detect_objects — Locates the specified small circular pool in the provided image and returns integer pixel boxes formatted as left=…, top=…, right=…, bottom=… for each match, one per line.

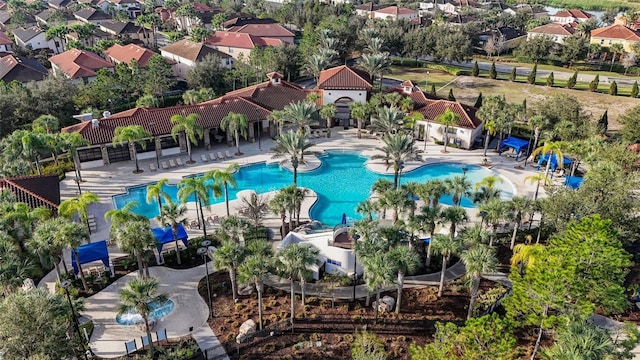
left=116, top=299, right=175, bottom=325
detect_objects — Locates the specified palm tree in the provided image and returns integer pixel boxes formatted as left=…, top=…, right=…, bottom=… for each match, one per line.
left=381, top=188, right=412, bottom=223
left=271, top=130, right=315, bottom=185
left=371, top=132, right=421, bottom=189
left=283, top=101, right=320, bottom=135
left=461, top=245, right=497, bottom=319
left=146, top=179, right=171, bottom=215
left=415, top=204, right=441, bottom=266
left=363, top=252, right=395, bottom=323
left=304, top=53, right=331, bottom=84
left=419, top=179, right=447, bottom=208
left=113, top=220, right=156, bottom=278
left=356, top=199, right=377, bottom=222
left=440, top=206, right=468, bottom=243
left=57, top=220, right=91, bottom=291
left=435, top=108, right=460, bottom=153
left=29, top=218, right=67, bottom=280
left=319, top=103, right=336, bottom=137
left=269, top=191, right=290, bottom=235
left=511, top=243, right=545, bottom=275
left=389, top=245, right=420, bottom=313
left=269, top=110, right=287, bottom=137
left=58, top=192, right=99, bottom=237
left=541, top=320, right=614, bottom=360
left=177, top=177, right=217, bottom=239
left=472, top=186, right=502, bottom=205
left=204, top=163, right=239, bottom=216
left=59, top=131, right=90, bottom=181
left=445, top=175, right=472, bottom=206
left=238, top=253, right=272, bottom=330
left=531, top=141, right=564, bottom=179
left=358, top=52, right=390, bottom=86
left=239, top=192, right=270, bottom=227
left=221, top=112, right=248, bottom=155
left=609, top=43, right=624, bottom=71
left=214, top=240, right=245, bottom=301
left=431, top=233, right=461, bottom=297
left=478, top=198, right=507, bottom=246
left=524, top=173, right=550, bottom=201
left=350, top=102, right=368, bottom=139
left=113, top=125, right=151, bottom=173
left=104, top=201, right=147, bottom=239
left=45, top=25, right=69, bottom=53
left=528, top=115, right=548, bottom=157
left=157, top=203, right=187, bottom=265
left=278, top=243, right=319, bottom=321
left=118, top=278, right=167, bottom=357
left=506, top=196, right=532, bottom=250
left=371, top=106, right=405, bottom=134
left=170, top=113, right=203, bottom=164
left=458, top=224, right=490, bottom=247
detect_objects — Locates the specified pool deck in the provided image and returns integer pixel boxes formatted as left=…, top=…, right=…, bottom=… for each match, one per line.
left=43, top=127, right=547, bottom=358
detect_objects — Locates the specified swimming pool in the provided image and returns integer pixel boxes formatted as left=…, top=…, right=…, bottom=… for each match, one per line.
left=112, top=152, right=514, bottom=225
left=116, top=299, right=175, bottom=325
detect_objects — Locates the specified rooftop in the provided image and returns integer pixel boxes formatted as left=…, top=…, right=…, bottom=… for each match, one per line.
left=103, top=43, right=156, bottom=66
left=591, top=24, right=640, bottom=41
left=160, top=39, right=231, bottom=61
left=528, top=22, right=577, bottom=36
left=317, top=65, right=372, bottom=90
left=49, top=49, right=114, bottom=78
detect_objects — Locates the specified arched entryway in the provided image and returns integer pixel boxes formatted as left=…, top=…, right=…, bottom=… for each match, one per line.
left=334, top=97, right=353, bottom=128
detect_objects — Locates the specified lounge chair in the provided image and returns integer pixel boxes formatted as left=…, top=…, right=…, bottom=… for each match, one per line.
left=141, top=335, right=150, bottom=348
left=156, top=329, right=167, bottom=344
left=225, top=150, right=235, bottom=158
left=161, top=161, right=169, bottom=170
left=176, top=158, right=184, bottom=166
left=169, top=159, right=177, bottom=168
left=209, top=153, right=217, bottom=161
left=217, top=152, right=225, bottom=160
left=149, top=163, right=157, bottom=172
left=201, top=154, right=208, bottom=162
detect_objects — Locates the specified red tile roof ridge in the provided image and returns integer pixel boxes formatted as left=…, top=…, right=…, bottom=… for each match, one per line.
left=591, top=24, right=640, bottom=40
left=317, top=65, right=372, bottom=89
left=0, top=178, right=59, bottom=209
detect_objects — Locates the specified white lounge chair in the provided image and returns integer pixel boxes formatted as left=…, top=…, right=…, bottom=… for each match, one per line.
left=161, top=161, right=169, bottom=170
left=201, top=154, right=208, bottom=162
left=217, top=152, right=225, bottom=160
left=169, top=159, right=177, bottom=168
left=176, top=158, right=184, bottom=166
left=225, top=150, right=235, bottom=158
left=209, top=153, right=217, bottom=161
left=149, top=163, right=157, bottom=171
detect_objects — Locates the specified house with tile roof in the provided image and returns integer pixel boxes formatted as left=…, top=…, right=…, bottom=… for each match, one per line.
left=172, top=2, right=224, bottom=31
left=35, top=9, right=75, bottom=27
left=527, top=23, right=576, bottom=44
left=355, top=2, right=385, bottom=17
left=0, top=54, right=48, bottom=82
left=49, top=49, right=115, bottom=83
left=0, top=175, right=60, bottom=211
left=227, top=23, right=294, bottom=44
left=0, top=12, right=36, bottom=31
left=103, top=43, right=156, bottom=67
left=590, top=24, right=640, bottom=52
left=204, top=31, right=284, bottom=59
left=550, top=9, right=593, bottom=24
left=74, top=7, right=112, bottom=25
left=372, top=6, right=419, bottom=21
left=47, top=0, right=74, bottom=10
left=102, top=0, right=142, bottom=18
left=0, top=31, right=12, bottom=53
left=477, top=26, right=527, bottom=53
left=13, top=26, right=59, bottom=54
left=223, top=15, right=278, bottom=29
left=317, top=65, right=372, bottom=124
left=159, top=39, right=232, bottom=79
left=99, top=20, right=153, bottom=46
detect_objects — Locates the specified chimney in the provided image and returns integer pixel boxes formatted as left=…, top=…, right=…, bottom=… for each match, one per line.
left=91, top=119, right=99, bottom=128
left=102, top=111, right=111, bottom=118
left=266, top=71, right=283, bottom=85
left=401, top=80, right=414, bottom=94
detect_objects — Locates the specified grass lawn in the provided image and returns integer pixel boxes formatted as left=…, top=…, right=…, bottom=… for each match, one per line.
left=389, top=67, right=639, bottom=129
left=483, top=57, right=631, bottom=78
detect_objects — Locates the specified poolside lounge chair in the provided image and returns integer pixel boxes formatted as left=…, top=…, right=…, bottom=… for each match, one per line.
left=125, top=340, right=137, bottom=354
left=156, top=329, right=167, bottom=345
left=169, top=159, right=177, bottom=168
left=217, top=152, right=225, bottom=160
left=225, top=150, right=235, bottom=158
left=201, top=154, right=208, bottom=162
left=149, top=163, right=157, bottom=172
left=141, top=335, right=150, bottom=348
left=161, top=161, right=169, bottom=170
left=176, top=158, right=184, bottom=166
left=209, top=153, right=217, bottom=161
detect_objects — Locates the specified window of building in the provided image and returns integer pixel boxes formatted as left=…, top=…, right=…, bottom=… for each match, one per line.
left=228, top=47, right=233, bottom=53
left=106, top=144, right=131, bottom=163
left=77, top=147, right=103, bottom=162
left=134, top=139, right=155, bottom=153
left=160, top=136, right=178, bottom=149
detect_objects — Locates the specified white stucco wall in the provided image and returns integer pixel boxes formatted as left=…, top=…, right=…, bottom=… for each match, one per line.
left=418, top=121, right=482, bottom=150
left=321, top=89, right=367, bottom=105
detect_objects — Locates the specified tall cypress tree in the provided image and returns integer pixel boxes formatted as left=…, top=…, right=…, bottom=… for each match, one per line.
left=631, top=81, right=639, bottom=98
left=609, top=81, right=618, bottom=96
left=597, top=110, right=608, bottom=135
left=448, top=89, right=456, bottom=101
left=566, top=70, right=577, bottom=89
left=546, top=72, right=554, bottom=87
left=589, top=74, right=599, bottom=92
left=509, top=67, right=517, bottom=82
left=474, top=92, right=483, bottom=108
left=429, top=83, right=436, bottom=96
left=527, top=64, right=537, bottom=84
left=489, top=62, right=497, bottom=79
left=471, top=61, right=479, bottom=77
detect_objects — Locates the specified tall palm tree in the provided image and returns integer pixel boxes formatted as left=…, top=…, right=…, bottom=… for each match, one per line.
left=511, top=243, right=545, bottom=275
left=371, top=106, right=405, bottom=134
left=271, top=130, right=315, bottom=185
left=458, top=224, right=490, bottom=247
left=57, top=220, right=91, bottom=291
left=528, top=115, right=548, bottom=157
left=118, top=278, right=167, bottom=357
left=283, top=101, right=320, bottom=135
left=319, top=103, right=336, bottom=137
left=58, top=192, right=99, bottom=237
left=445, top=175, right=472, bottom=206
left=269, top=191, right=290, bottom=235
left=157, top=203, right=187, bottom=265
left=113, top=220, right=156, bottom=278
left=239, top=192, right=270, bottom=227
left=238, top=253, right=272, bottom=330
left=177, top=177, right=217, bottom=239
left=381, top=188, right=412, bottom=223
left=609, top=43, right=624, bottom=71
left=473, top=175, right=503, bottom=192
left=146, top=179, right=171, bottom=215
left=113, top=125, right=151, bottom=173
left=304, top=53, right=331, bottom=84
left=478, top=197, right=507, bottom=246
left=507, top=196, right=532, bottom=250
left=269, top=110, right=287, bottom=137
left=59, top=131, right=90, bottom=181
left=389, top=245, right=420, bottom=313
left=170, top=113, right=203, bottom=164
left=204, top=163, right=239, bottom=216
left=214, top=240, right=245, bottom=301
left=461, top=245, right=497, bottom=319
left=104, top=201, right=147, bottom=240
left=278, top=243, right=319, bottom=321
left=431, top=233, right=461, bottom=297
left=472, top=186, right=502, bottom=205
left=440, top=206, right=468, bottom=243
left=414, top=204, right=441, bottom=267
left=363, top=252, right=395, bottom=323
left=350, top=102, right=368, bottom=139
left=531, top=141, right=564, bottom=179
left=371, top=132, right=421, bottom=189
left=358, top=52, right=391, bottom=86
left=435, top=108, right=460, bottom=153
left=356, top=199, right=377, bottom=222
left=524, top=173, right=550, bottom=201
left=419, top=179, right=447, bottom=208
left=221, top=112, right=248, bottom=155
left=29, top=218, right=67, bottom=280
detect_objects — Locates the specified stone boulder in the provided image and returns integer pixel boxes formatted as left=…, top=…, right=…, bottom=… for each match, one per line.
left=373, top=296, right=396, bottom=313
left=238, top=285, right=255, bottom=296
left=239, top=319, right=256, bottom=337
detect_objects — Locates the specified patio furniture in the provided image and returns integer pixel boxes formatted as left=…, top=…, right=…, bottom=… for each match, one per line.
left=225, top=150, right=235, bottom=158
left=217, top=152, right=225, bottom=160
left=141, top=335, right=150, bottom=348
left=176, top=158, right=184, bottom=166
left=201, top=154, right=208, bottom=162
left=149, top=163, right=157, bottom=171
left=169, top=160, right=177, bottom=168
left=125, top=340, right=137, bottom=355
left=161, top=161, right=169, bottom=170
left=156, top=329, right=167, bottom=344
left=209, top=153, right=217, bottom=161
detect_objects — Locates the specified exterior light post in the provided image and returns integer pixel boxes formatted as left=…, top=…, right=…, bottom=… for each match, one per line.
left=352, top=234, right=360, bottom=302
left=60, top=280, right=88, bottom=360
left=479, top=210, right=488, bottom=228
left=74, top=177, right=82, bottom=195
left=197, top=240, right=213, bottom=319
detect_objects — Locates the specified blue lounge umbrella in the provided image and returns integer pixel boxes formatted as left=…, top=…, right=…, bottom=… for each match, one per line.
left=341, top=213, right=347, bottom=225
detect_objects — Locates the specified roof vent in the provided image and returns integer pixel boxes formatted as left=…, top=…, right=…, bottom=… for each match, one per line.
left=91, top=119, right=99, bottom=128
left=102, top=111, right=111, bottom=118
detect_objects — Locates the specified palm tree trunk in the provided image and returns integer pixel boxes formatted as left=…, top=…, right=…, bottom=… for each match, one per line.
left=235, top=131, right=241, bottom=155
left=443, top=131, right=449, bottom=152
left=544, top=152, right=552, bottom=179
left=136, top=253, right=144, bottom=278
left=197, top=197, right=207, bottom=239
left=438, top=253, right=448, bottom=297
left=230, top=268, right=238, bottom=301
left=510, top=221, right=520, bottom=250
left=60, top=255, right=69, bottom=274
left=395, top=272, right=404, bottom=313
left=483, top=133, right=490, bottom=157
left=187, top=136, right=193, bottom=163
left=34, top=154, right=42, bottom=175
left=393, top=169, right=399, bottom=189
left=74, top=250, right=89, bottom=291
left=224, top=184, right=230, bottom=216
left=290, top=279, right=295, bottom=326
left=374, top=289, right=380, bottom=323
left=131, top=144, right=140, bottom=173
left=365, top=281, right=371, bottom=307
left=300, top=278, right=306, bottom=306
left=293, top=166, right=298, bottom=185
left=534, top=181, right=540, bottom=201
left=53, top=256, right=62, bottom=281
left=256, top=282, right=264, bottom=330
left=73, top=151, right=83, bottom=182
left=144, top=315, right=155, bottom=356
left=467, top=277, right=480, bottom=319
left=173, top=231, right=182, bottom=265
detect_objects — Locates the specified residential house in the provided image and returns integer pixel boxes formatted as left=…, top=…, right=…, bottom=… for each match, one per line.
left=550, top=9, right=593, bottom=24
left=104, top=43, right=156, bottom=66
left=614, top=14, right=640, bottom=31
left=160, top=39, right=232, bottom=78
left=527, top=23, right=576, bottom=44
left=513, top=4, right=548, bottom=19
left=49, top=48, right=115, bottom=83
left=173, top=2, right=224, bottom=31
left=0, top=11, right=36, bottom=31
left=226, top=23, right=294, bottom=44
left=0, top=54, right=48, bottom=82
left=99, top=21, right=153, bottom=46
left=77, top=0, right=110, bottom=10
left=35, top=9, right=74, bottom=27
left=419, top=0, right=457, bottom=15
left=222, top=15, right=277, bottom=29
left=65, top=28, right=109, bottom=48
left=13, top=26, right=59, bottom=53
left=355, top=2, right=385, bottom=17
left=317, top=65, right=372, bottom=125
left=102, top=0, right=142, bottom=18
left=590, top=24, right=640, bottom=52
left=477, top=26, right=527, bottom=54
left=74, top=8, right=112, bottom=25
left=0, top=31, right=12, bottom=53
left=205, top=31, right=284, bottom=59
left=47, top=0, right=75, bottom=10
left=372, top=6, right=419, bottom=21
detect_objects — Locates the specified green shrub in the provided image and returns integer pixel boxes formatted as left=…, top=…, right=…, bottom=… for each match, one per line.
left=509, top=67, right=516, bottom=82
left=609, top=81, right=618, bottom=96
left=566, top=70, right=577, bottom=89
left=589, top=74, right=599, bottom=91
left=36, top=160, right=75, bottom=179
left=527, top=64, right=537, bottom=84
left=489, top=62, right=497, bottom=79
left=243, top=226, right=268, bottom=242
left=471, top=61, right=479, bottom=77
left=632, top=81, right=639, bottom=98
left=546, top=72, right=554, bottom=87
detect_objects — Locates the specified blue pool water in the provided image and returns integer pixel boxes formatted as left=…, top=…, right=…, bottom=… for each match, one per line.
left=113, top=152, right=514, bottom=226
left=116, top=299, right=175, bottom=325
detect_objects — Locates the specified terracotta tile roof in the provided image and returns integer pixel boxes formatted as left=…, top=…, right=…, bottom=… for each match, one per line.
left=317, top=65, right=372, bottom=90
left=160, top=39, right=231, bottom=61
left=528, top=23, right=576, bottom=36
left=192, top=2, right=222, bottom=12
left=552, top=9, right=592, bottom=19
left=62, top=97, right=272, bottom=145
left=49, top=49, right=114, bottom=78
left=227, top=23, right=294, bottom=38
left=415, top=100, right=480, bottom=129
left=591, top=24, right=640, bottom=41
left=385, top=85, right=435, bottom=109
left=205, top=31, right=284, bottom=49
left=217, top=79, right=308, bottom=110
left=104, top=43, right=156, bottom=66
left=0, top=30, right=12, bottom=45
left=355, top=2, right=385, bottom=11
left=0, top=54, right=48, bottom=82
left=374, top=6, right=417, bottom=15
left=0, top=175, right=60, bottom=211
